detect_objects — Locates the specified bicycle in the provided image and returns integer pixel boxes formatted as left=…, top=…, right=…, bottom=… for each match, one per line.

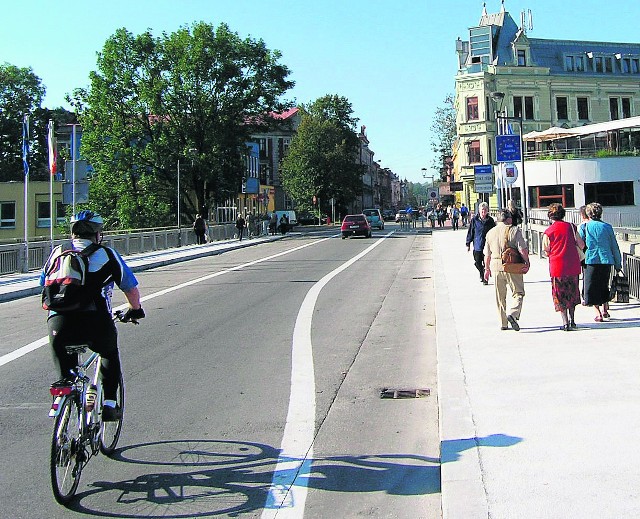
left=48, top=310, right=138, bottom=505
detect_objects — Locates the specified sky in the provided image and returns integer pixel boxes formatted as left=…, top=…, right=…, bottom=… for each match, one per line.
left=3, top=0, right=640, bottom=183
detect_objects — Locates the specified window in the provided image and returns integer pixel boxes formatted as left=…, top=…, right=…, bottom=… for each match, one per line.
left=37, top=201, right=51, bottom=228
left=56, top=201, right=66, bottom=224
left=556, top=97, right=568, bottom=120
left=467, top=140, right=481, bottom=164
left=605, top=57, right=613, bottom=73
left=622, top=97, right=631, bottom=118
left=584, top=181, right=634, bottom=206
left=622, top=58, right=631, bottom=73
left=575, top=56, right=585, bottom=72
left=577, top=97, right=589, bottom=120
left=513, top=96, right=534, bottom=120
left=565, top=55, right=574, bottom=71
left=610, top=98, right=620, bottom=120
left=517, top=49, right=526, bottom=66
left=0, top=202, right=16, bottom=228
left=466, top=97, right=479, bottom=120
left=632, top=59, right=639, bottom=74
left=595, top=57, right=603, bottom=73
left=529, top=185, right=575, bottom=208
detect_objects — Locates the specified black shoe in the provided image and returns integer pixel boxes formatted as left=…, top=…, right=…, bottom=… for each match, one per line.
left=102, top=405, right=123, bottom=422
left=500, top=326, right=509, bottom=330
left=482, top=280, right=488, bottom=285
left=507, top=315, right=520, bottom=331
left=560, top=324, right=570, bottom=331
left=569, top=320, right=577, bottom=329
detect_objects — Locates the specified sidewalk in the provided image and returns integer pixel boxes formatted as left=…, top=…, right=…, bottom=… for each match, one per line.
left=433, top=227, right=640, bottom=519
left=0, top=234, right=284, bottom=303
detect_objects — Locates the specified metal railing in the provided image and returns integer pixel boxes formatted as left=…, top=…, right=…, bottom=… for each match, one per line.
left=0, top=223, right=241, bottom=275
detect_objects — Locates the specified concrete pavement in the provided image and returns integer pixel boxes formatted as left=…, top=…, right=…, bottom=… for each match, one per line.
left=4, top=226, right=639, bottom=518
left=434, top=225, right=640, bottom=519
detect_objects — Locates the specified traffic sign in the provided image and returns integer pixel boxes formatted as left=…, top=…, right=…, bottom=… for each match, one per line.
left=474, top=165, right=494, bottom=193
left=496, top=134, right=522, bottom=162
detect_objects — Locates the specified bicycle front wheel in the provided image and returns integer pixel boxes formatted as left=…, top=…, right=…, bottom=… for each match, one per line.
left=50, top=396, right=83, bottom=505
left=100, top=375, right=124, bottom=456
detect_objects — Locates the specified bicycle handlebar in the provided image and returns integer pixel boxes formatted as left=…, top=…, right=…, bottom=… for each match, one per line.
left=113, top=310, right=142, bottom=325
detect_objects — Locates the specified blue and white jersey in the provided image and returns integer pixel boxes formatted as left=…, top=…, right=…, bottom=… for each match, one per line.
left=40, top=239, right=138, bottom=314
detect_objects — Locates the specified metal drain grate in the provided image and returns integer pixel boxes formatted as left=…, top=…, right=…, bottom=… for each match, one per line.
left=380, top=388, right=431, bottom=399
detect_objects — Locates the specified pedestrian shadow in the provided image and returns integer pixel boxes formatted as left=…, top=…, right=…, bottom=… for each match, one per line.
left=67, top=439, right=441, bottom=517
left=441, top=433, right=522, bottom=463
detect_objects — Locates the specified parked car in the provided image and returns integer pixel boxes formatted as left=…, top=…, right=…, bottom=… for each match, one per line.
left=363, top=208, right=384, bottom=230
left=340, top=214, right=371, bottom=239
left=382, top=209, right=395, bottom=221
left=297, top=211, right=327, bottom=225
left=395, top=210, right=407, bottom=222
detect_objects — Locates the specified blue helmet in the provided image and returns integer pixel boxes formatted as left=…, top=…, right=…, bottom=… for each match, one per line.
left=70, top=210, right=104, bottom=236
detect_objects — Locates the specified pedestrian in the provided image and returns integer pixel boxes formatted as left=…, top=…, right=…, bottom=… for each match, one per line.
left=269, top=212, right=278, bottom=235
left=460, top=203, right=469, bottom=227
left=483, top=209, right=530, bottom=330
left=465, top=202, right=496, bottom=285
left=279, top=214, right=288, bottom=235
left=236, top=213, right=246, bottom=241
left=542, top=203, right=585, bottom=331
left=451, top=204, right=460, bottom=230
left=193, top=213, right=207, bottom=244
left=507, top=199, right=523, bottom=227
left=578, top=202, right=622, bottom=322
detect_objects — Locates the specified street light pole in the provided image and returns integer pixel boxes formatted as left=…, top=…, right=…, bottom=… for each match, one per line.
left=492, top=92, right=528, bottom=235
left=177, top=158, right=181, bottom=247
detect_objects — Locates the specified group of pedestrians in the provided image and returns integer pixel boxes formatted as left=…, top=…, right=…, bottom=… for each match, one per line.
left=465, top=200, right=622, bottom=331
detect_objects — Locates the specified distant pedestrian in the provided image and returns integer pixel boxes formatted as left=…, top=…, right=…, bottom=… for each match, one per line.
left=269, top=212, right=278, bottom=235
left=542, top=203, right=584, bottom=331
left=451, top=204, right=460, bottom=230
left=578, top=202, right=622, bottom=322
left=484, top=209, right=530, bottom=330
left=193, top=214, right=207, bottom=244
left=460, top=203, right=469, bottom=226
left=236, top=214, right=246, bottom=241
left=465, top=202, right=496, bottom=285
left=279, top=214, right=288, bottom=235
left=507, top=199, right=523, bottom=227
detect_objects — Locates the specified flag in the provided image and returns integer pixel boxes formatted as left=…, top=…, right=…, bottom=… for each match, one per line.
left=48, top=120, right=58, bottom=176
left=22, top=115, right=30, bottom=177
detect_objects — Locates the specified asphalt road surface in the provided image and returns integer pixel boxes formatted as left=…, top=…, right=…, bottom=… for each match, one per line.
left=0, top=226, right=440, bottom=518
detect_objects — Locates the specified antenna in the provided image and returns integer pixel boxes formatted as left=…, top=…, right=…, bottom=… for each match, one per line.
left=528, top=9, right=534, bottom=31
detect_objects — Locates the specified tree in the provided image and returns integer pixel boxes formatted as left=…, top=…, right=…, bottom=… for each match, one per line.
left=70, top=22, right=293, bottom=229
left=0, top=64, right=46, bottom=181
left=280, top=95, right=363, bottom=211
left=429, top=94, right=457, bottom=179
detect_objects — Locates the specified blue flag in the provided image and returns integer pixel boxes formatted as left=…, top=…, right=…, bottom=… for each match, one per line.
left=22, top=115, right=29, bottom=178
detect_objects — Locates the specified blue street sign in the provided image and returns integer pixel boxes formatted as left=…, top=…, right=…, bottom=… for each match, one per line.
left=496, top=134, right=522, bottom=162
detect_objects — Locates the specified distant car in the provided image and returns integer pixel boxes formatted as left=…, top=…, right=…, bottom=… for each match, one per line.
left=382, top=209, right=395, bottom=221
left=363, top=208, right=384, bottom=230
left=395, top=210, right=407, bottom=222
left=340, top=214, right=371, bottom=239
left=297, top=211, right=327, bottom=225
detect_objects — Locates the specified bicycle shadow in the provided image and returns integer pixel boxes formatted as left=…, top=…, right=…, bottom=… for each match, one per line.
left=67, top=438, right=440, bottom=517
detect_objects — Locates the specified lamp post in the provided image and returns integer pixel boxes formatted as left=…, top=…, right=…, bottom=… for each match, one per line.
left=491, top=91, right=528, bottom=235
left=177, top=158, right=181, bottom=247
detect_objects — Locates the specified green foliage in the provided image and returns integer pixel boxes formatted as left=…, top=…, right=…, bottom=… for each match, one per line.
left=280, top=95, right=363, bottom=209
left=429, top=94, right=456, bottom=175
left=69, top=22, right=293, bottom=229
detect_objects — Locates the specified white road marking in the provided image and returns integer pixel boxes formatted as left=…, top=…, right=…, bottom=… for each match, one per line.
left=0, top=238, right=330, bottom=368
left=262, top=233, right=391, bottom=518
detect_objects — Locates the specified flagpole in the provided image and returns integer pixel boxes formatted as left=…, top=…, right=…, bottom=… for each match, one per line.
left=71, top=124, right=77, bottom=214
left=22, top=115, right=30, bottom=273
left=48, top=120, right=55, bottom=246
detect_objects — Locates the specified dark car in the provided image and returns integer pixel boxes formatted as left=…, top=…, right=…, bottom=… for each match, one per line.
left=340, top=214, right=371, bottom=239
left=382, top=209, right=395, bottom=221
left=297, top=211, right=327, bottom=225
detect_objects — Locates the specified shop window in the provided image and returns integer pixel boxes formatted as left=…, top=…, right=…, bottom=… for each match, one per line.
left=0, top=202, right=16, bottom=228
left=584, top=181, right=634, bottom=206
left=529, top=185, right=575, bottom=208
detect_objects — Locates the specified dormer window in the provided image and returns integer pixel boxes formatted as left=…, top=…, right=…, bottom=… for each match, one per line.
left=517, top=49, right=526, bottom=66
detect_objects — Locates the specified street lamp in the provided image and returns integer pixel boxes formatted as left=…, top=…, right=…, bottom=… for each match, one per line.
left=491, top=91, right=528, bottom=234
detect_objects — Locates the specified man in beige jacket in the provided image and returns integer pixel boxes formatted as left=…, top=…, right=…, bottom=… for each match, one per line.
left=484, top=209, right=530, bottom=331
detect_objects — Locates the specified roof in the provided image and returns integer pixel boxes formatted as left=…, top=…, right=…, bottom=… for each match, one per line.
left=270, top=107, right=299, bottom=120
left=523, top=116, right=640, bottom=141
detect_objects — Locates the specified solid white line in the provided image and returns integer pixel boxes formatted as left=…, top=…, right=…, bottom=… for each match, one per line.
left=262, top=233, right=391, bottom=518
left=0, top=238, right=331, bottom=369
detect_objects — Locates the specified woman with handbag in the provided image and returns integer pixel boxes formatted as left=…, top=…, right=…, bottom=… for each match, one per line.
left=578, top=202, right=622, bottom=322
left=542, top=204, right=585, bottom=331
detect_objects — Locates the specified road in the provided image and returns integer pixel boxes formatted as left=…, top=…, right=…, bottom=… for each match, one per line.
left=0, top=225, right=440, bottom=518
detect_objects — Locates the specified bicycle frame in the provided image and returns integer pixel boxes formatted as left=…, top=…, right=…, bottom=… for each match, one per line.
left=49, top=349, right=102, bottom=420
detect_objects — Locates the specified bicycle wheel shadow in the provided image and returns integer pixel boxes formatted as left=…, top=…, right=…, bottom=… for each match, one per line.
left=67, top=438, right=440, bottom=518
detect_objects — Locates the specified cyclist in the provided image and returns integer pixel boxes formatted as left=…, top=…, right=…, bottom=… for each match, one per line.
left=40, top=210, right=145, bottom=421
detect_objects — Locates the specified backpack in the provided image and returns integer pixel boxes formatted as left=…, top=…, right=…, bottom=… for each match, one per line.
left=42, top=242, right=101, bottom=312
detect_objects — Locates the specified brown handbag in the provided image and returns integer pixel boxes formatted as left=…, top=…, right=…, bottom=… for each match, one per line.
left=501, top=226, right=525, bottom=273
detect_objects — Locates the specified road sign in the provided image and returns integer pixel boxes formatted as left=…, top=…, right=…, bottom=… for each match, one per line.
left=474, top=165, right=494, bottom=193
left=496, top=134, right=522, bottom=162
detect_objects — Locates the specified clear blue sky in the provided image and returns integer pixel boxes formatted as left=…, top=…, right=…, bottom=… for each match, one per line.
left=3, top=0, right=640, bottom=183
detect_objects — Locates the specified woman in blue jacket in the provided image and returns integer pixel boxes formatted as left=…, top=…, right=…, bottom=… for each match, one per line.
left=579, top=202, right=622, bottom=322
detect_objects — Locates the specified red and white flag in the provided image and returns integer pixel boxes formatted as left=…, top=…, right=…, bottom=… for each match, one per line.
left=47, top=120, right=57, bottom=176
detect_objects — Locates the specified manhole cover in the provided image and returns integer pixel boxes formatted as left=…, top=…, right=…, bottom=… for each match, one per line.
left=380, top=388, right=431, bottom=399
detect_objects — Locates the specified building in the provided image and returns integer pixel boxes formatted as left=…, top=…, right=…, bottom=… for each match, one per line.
left=454, top=2, right=640, bottom=213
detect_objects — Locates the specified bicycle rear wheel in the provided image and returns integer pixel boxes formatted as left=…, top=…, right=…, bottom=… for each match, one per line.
left=50, top=396, right=83, bottom=505
left=100, top=375, right=124, bottom=455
